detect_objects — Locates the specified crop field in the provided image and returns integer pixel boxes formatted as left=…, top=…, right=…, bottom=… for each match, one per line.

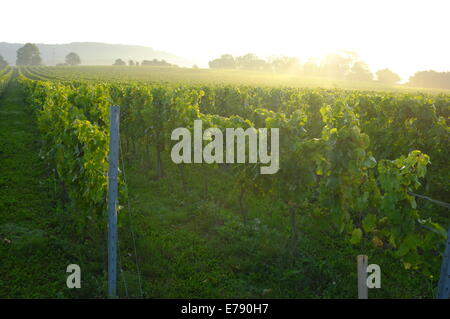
left=0, top=65, right=449, bottom=298
left=19, top=65, right=450, bottom=92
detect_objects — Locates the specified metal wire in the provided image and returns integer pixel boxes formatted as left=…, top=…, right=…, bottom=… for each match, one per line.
left=118, top=241, right=129, bottom=297
left=119, top=140, right=144, bottom=298
left=409, top=191, right=450, bottom=209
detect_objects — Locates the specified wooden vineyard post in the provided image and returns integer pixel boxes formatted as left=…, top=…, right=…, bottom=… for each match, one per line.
left=437, top=228, right=450, bottom=299
left=357, top=255, right=368, bottom=299
left=108, top=106, right=120, bottom=298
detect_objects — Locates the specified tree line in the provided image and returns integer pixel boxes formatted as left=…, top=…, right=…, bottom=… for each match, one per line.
left=112, top=58, right=178, bottom=67
left=209, top=52, right=400, bottom=83
left=408, top=71, right=450, bottom=90
left=0, top=43, right=179, bottom=68
left=1, top=43, right=448, bottom=89
left=0, top=43, right=82, bottom=66
left=209, top=52, right=450, bottom=89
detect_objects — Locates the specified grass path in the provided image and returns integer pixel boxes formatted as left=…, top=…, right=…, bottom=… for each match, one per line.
left=0, top=76, right=76, bottom=298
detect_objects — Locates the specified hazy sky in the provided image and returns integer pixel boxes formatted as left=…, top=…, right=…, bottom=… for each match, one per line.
left=1, top=0, right=449, bottom=80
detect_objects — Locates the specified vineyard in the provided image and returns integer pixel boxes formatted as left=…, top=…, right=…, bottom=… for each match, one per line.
left=0, top=65, right=449, bottom=298
left=16, top=65, right=450, bottom=92
left=0, top=65, right=13, bottom=93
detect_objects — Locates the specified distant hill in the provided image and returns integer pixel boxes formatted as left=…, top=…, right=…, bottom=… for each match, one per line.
left=0, top=42, right=193, bottom=66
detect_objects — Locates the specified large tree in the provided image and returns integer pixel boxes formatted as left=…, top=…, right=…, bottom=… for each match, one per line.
left=235, top=53, right=267, bottom=71
left=16, top=43, right=42, bottom=66
left=302, top=58, right=321, bottom=76
left=208, top=54, right=236, bottom=69
left=346, top=61, right=373, bottom=81
left=321, top=51, right=358, bottom=79
left=113, top=58, right=126, bottom=66
left=408, top=70, right=450, bottom=90
left=268, top=56, right=301, bottom=74
left=65, top=52, right=81, bottom=66
left=376, top=69, right=401, bottom=84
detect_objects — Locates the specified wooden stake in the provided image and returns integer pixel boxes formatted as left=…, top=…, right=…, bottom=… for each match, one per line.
left=357, top=255, right=368, bottom=299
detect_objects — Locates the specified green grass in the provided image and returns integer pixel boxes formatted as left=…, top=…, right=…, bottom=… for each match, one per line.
left=116, top=151, right=438, bottom=299
left=0, top=77, right=105, bottom=298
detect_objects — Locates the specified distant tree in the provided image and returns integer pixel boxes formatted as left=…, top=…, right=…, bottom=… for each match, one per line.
left=268, top=56, right=301, bottom=74
left=135, top=61, right=140, bottom=67
left=16, top=43, right=42, bottom=66
left=141, top=59, right=175, bottom=67
left=408, top=70, right=450, bottom=90
left=346, top=61, right=373, bottom=81
left=65, top=52, right=81, bottom=66
left=0, top=55, right=8, bottom=67
left=235, top=53, right=267, bottom=71
left=192, top=64, right=199, bottom=69
left=321, top=51, right=358, bottom=79
left=128, top=60, right=135, bottom=66
left=376, top=69, right=401, bottom=84
left=113, top=58, right=126, bottom=66
left=208, top=54, right=236, bottom=69
left=302, top=58, right=321, bottom=76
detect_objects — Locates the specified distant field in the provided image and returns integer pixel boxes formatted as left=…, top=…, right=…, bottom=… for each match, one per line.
left=22, top=65, right=450, bottom=93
